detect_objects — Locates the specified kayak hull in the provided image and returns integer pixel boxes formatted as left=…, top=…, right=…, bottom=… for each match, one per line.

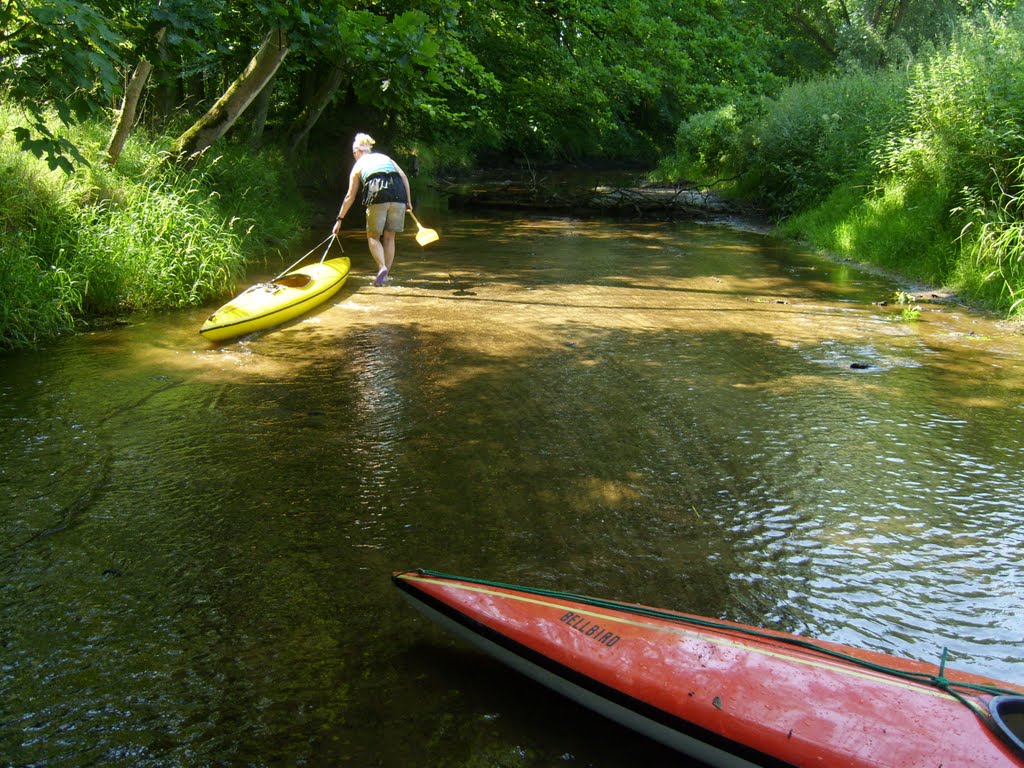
left=393, top=570, right=1024, bottom=768
left=200, top=257, right=351, bottom=341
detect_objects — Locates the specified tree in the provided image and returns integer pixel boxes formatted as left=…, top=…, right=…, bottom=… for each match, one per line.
left=171, top=28, right=291, bottom=162
left=746, top=0, right=1022, bottom=70
left=446, top=0, right=780, bottom=161
left=282, top=62, right=346, bottom=155
left=1, top=0, right=123, bottom=171
left=105, top=27, right=167, bottom=166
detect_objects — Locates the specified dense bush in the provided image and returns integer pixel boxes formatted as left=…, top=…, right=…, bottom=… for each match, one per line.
left=744, top=66, right=910, bottom=215
left=893, top=11, right=1024, bottom=311
left=696, top=9, right=1024, bottom=317
left=666, top=104, right=746, bottom=181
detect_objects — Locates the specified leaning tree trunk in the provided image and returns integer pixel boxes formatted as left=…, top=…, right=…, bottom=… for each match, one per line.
left=171, top=29, right=289, bottom=163
left=283, top=64, right=346, bottom=157
left=247, top=73, right=276, bottom=147
left=105, top=28, right=167, bottom=167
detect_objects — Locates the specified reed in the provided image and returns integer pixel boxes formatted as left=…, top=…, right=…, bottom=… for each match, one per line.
left=955, top=159, right=1024, bottom=316
left=0, top=106, right=310, bottom=350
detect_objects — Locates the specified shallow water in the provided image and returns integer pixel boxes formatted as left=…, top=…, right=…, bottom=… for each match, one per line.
left=2, top=212, right=1023, bottom=766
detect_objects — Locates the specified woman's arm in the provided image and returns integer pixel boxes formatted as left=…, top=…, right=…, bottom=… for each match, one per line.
left=394, top=163, right=413, bottom=210
left=332, top=166, right=362, bottom=234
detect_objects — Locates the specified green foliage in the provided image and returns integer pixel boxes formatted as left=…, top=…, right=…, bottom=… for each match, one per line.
left=441, top=0, right=782, bottom=163
left=659, top=103, right=746, bottom=181
left=767, top=9, right=1024, bottom=318
left=781, top=176, right=960, bottom=284
left=739, top=0, right=1017, bottom=72
left=0, top=104, right=309, bottom=350
left=955, top=160, right=1024, bottom=315
left=745, top=66, right=910, bottom=214
left=0, top=168, right=83, bottom=348
left=876, top=12, right=1024, bottom=192
left=0, top=0, right=124, bottom=172
left=342, top=7, right=489, bottom=127
left=893, top=289, right=922, bottom=321
left=71, top=177, right=245, bottom=313
left=861, top=9, right=1024, bottom=314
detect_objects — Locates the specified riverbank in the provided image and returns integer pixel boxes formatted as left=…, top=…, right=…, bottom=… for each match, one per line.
left=0, top=110, right=310, bottom=352
left=439, top=178, right=748, bottom=219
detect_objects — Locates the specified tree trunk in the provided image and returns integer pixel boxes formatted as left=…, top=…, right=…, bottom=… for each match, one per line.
left=104, top=59, right=152, bottom=167
left=789, top=2, right=838, bottom=60
left=247, top=73, right=276, bottom=147
left=887, top=0, right=911, bottom=38
left=104, top=28, right=166, bottom=167
left=284, top=64, right=346, bottom=157
left=153, top=31, right=177, bottom=128
left=171, top=29, right=289, bottom=163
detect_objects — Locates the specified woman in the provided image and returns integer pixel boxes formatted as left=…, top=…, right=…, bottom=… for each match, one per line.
left=332, top=133, right=413, bottom=286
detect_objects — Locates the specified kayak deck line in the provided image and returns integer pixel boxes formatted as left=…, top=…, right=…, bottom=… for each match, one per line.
left=395, top=570, right=1024, bottom=765
left=397, top=569, right=1024, bottom=724
left=398, top=572, right=957, bottom=702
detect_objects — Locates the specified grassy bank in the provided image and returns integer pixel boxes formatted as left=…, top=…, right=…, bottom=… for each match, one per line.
left=0, top=107, right=310, bottom=351
left=657, top=10, right=1024, bottom=319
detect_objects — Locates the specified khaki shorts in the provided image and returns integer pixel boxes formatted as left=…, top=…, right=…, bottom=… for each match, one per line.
left=366, top=202, right=406, bottom=236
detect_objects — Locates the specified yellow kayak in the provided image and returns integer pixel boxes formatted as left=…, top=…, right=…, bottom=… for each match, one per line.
left=200, top=256, right=351, bottom=341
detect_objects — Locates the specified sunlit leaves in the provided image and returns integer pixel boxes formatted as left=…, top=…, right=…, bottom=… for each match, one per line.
left=0, top=0, right=127, bottom=171
left=453, top=0, right=781, bottom=160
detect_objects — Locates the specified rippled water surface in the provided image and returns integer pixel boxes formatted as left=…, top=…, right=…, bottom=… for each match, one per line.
left=2, top=213, right=1023, bottom=766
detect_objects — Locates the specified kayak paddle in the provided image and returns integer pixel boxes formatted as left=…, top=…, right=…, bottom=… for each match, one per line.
left=409, top=211, right=439, bottom=246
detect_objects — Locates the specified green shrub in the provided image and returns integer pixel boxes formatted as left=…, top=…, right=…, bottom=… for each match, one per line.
left=745, top=66, right=910, bottom=215
left=873, top=10, right=1024, bottom=312
left=878, top=12, right=1024, bottom=193
left=671, top=104, right=744, bottom=180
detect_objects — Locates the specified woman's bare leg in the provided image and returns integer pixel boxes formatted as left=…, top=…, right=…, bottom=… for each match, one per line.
left=382, top=231, right=397, bottom=271
left=366, top=233, right=386, bottom=271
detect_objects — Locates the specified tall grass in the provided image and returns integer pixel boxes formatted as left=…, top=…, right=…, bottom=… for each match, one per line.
left=863, top=10, right=1024, bottom=314
left=955, top=160, right=1024, bottom=312
left=0, top=105, right=310, bottom=350
left=0, top=114, right=85, bottom=348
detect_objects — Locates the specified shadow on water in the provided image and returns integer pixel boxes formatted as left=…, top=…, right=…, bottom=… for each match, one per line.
left=2, top=214, right=1023, bottom=765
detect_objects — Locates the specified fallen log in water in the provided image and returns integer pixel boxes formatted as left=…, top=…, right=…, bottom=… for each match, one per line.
left=435, top=178, right=754, bottom=221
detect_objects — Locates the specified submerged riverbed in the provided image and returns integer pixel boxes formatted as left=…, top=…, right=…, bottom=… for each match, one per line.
left=2, top=212, right=1023, bottom=766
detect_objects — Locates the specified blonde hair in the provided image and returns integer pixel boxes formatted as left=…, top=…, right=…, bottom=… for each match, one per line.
left=352, top=133, right=375, bottom=152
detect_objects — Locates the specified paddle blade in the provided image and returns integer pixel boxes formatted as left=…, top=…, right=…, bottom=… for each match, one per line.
left=416, top=226, right=440, bottom=246
left=408, top=210, right=439, bottom=246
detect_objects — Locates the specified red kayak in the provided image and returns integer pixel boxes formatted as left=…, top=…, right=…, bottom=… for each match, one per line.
left=393, top=570, right=1024, bottom=768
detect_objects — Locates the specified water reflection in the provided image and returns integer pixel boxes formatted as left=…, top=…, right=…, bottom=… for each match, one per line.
left=2, top=215, right=1023, bottom=765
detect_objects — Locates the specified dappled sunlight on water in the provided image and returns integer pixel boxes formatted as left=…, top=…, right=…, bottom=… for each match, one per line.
left=3, top=214, right=1024, bottom=765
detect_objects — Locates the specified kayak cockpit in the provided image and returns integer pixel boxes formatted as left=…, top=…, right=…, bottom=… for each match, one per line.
left=990, top=696, right=1024, bottom=756
left=273, top=274, right=313, bottom=289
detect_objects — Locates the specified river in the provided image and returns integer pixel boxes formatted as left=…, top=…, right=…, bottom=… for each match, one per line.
left=2, top=210, right=1023, bottom=766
